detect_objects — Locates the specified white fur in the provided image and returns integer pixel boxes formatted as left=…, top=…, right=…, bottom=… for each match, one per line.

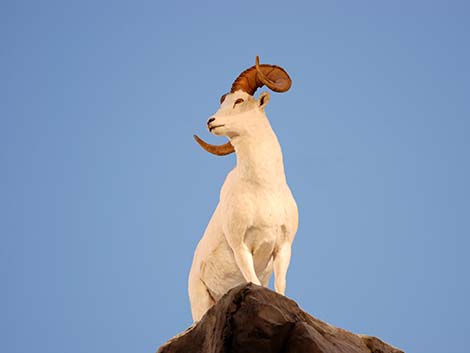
left=188, top=90, right=298, bottom=322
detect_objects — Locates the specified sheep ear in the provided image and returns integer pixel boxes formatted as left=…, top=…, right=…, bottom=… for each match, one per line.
left=258, top=92, right=270, bottom=109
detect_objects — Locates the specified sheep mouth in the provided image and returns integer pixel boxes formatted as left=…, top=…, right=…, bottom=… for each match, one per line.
left=209, top=124, right=225, bottom=132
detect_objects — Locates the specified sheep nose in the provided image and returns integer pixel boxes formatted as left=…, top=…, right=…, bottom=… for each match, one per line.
left=207, top=117, right=216, bottom=126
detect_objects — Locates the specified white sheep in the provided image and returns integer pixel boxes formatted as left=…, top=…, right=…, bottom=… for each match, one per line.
left=189, top=57, right=298, bottom=322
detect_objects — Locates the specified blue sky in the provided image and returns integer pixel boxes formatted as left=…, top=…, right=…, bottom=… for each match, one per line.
left=1, top=1, right=469, bottom=352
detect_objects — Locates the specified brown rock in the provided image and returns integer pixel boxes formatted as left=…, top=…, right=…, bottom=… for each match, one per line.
left=157, top=283, right=403, bottom=353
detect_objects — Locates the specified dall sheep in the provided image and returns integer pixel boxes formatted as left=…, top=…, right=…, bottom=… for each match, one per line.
left=189, top=56, right=298, bottom=322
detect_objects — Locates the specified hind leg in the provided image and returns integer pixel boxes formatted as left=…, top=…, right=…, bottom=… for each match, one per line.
left=188, top=277, right=215, bottom=322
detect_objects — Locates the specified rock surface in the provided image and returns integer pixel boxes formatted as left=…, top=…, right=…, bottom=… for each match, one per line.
left=157, top=283, right=403, bottom=353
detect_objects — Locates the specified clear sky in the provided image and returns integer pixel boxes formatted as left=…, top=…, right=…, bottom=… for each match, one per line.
left=2, top=1, right=469, bottom=352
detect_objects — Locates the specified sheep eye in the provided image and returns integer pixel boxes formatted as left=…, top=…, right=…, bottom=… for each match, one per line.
left=220, top=94, right=227, bottom=104
left=233, top=98, right=244, bottom=108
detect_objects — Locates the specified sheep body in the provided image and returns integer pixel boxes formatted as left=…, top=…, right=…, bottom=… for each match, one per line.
left=189, top=91, right=298, bottom=321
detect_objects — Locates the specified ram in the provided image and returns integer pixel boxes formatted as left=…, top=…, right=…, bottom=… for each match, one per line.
left=189, top=57, right=298, bottom=322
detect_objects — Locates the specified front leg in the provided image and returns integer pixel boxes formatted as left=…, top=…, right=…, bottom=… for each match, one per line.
left=223, top=221, right=261, bottom=285
left=274, top=197, right=298, bottom=295
left=273, top=242, right=292, bottom=295
left=231, top=243, right=261, bottom=285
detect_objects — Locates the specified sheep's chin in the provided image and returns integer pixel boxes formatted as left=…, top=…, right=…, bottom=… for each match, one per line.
left=210, top=126, right=228, bottom=136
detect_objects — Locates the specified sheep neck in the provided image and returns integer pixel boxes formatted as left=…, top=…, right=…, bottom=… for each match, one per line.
left=231, top=129, right=286, bottom=187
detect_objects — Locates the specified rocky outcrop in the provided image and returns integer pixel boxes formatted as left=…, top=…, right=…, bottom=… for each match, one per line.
left=157, top=283, right=403, bottom=353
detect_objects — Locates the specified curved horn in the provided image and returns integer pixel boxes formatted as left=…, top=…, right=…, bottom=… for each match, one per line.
left=255, top=56, right=292, bottom=92
left=230, top=56, right=292, bottom=95
left=193, top=135, right=235, bottom=156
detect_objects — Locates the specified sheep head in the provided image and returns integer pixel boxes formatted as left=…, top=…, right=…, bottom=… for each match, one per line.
left=194, top=56, right=292, bottom=156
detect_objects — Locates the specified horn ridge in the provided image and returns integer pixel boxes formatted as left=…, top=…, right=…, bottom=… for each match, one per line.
left=230, top=56, right=292, bottom=95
